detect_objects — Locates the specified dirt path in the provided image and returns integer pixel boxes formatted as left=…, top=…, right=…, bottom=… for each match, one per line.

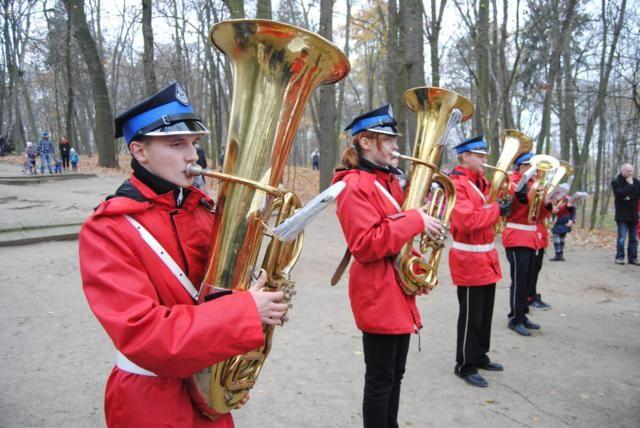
left=0, top=165, right=638, bottom=427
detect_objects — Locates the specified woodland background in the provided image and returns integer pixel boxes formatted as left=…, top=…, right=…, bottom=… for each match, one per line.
left=1, top=0, right=638, bottom=229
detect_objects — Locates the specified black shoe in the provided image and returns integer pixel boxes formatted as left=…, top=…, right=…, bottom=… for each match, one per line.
left=508, top=322, right=531, bottom=336
left=455, top=367, right=488, bottom=388
left=479, top=362, right=503, bottom=372
left=549, top=255, right=562, bottom=261
left=524, top=320, right=540, bottom=330
left=530, top=300, right=551, bottom=310
left=629, top=260, right=640, bottom=266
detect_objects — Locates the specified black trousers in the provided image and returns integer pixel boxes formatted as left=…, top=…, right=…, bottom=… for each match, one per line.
left=362, top=332, right=410, bottom=428
left=528, top=249, right=545, bottom=301
left=456, top=284, right=496, bottom=375
left=505, top=247, right=535, bottom=324
left=61, top=154, right=70, bottom=170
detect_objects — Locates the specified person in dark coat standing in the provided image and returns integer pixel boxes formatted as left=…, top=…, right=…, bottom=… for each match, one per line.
left=611, top=163, right=640, bottom=265
left=59, top=136, right=71, bottom=172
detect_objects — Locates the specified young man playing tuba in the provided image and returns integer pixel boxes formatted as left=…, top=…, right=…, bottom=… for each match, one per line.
left=448, top=135, right=510, bottom=388
left=79, top=82, right=287, bottom=427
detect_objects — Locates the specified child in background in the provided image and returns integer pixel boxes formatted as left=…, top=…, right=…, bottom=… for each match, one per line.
left=24, top=142, right=37, bottom=174
left=69, top=148, right=79, bottom=171
left=550, top=184, right=576, bottom=261
left=54, top=156, right=63, bottom=173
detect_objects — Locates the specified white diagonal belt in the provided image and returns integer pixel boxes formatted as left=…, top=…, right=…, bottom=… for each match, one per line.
left=452, top=241, right=495, bottom=252
left=116, top=350, right=157, bottom=376
left=505, top=222, right=537, bottom=232
left=124, top=215, right=199, bottom=301
left=374, top=180, right=402, bottom=212
left=116, top=214, right=199, bottom=377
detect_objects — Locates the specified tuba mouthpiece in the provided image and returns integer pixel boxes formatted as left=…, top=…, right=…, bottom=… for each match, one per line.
left=185, top=163, right=203, bottom=177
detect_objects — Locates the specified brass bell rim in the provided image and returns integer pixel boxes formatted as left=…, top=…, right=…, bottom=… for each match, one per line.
left=208, top=19, right=351, bottom=86
left=530, top=154, right=560, bottom=171
left=401, top=86, right=474, bottom=122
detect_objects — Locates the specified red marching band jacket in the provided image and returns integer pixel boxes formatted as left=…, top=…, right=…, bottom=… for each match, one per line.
left=501, top=171, right=550, bottom=250
left=332, top=167, right=425, bottom=335
left=448, top=166, right=502, bottom=286
left=79, top=174, right=265, bottom=428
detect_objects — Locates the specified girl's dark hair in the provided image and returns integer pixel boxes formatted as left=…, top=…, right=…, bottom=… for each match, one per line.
left=340, top=130, right=383, bottom=169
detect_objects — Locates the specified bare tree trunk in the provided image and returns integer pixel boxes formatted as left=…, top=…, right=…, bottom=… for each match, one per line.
left=317, top=0, right=337, bottom=190
left=63, top=0, right=117, bottom=167
left=575, top=0, right=627, bottom=192
left=223, top=0, right=244, bottom=18
left=335, top=0, right=350, bottom=140
left=256, top=0, right=271, bottom=19
left=425, top=0, right=447, bottom=87
left=142, top=0, right=158, bottom=96
left=589, top=107, right=606, bottom=229
left=536, top=0, right=577, bottom=154
left=399, top=0, right=425, bottom=154
left=64, top=17, right=75, bottom=145
left=475, top=0, right=491, bottom=147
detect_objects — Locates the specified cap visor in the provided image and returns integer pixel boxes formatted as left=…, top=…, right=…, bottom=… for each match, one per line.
left=366, top=128, right=402, bottom=136
left=144, top=120, right=209, bottom=137
left=469, top=149, right=489, bottom=155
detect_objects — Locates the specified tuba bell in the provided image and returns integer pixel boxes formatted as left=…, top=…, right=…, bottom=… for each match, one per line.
left=527, top=154, right=560, bottom=223
left=483, top=129, right=533, bottom=232
left=186, top=19, right=349, bottom=419
left=394, top=87, right=474, bottom=295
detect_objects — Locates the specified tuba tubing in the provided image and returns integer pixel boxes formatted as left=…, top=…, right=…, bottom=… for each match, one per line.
left=189, top=19, right=349, bottom=419
left=394, top=87, right=474, bottom=295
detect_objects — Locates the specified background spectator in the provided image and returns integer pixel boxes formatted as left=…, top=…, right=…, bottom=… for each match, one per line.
left=36, top=131, right=55, bottom=174
left=611, top=163, right=640, bottom=265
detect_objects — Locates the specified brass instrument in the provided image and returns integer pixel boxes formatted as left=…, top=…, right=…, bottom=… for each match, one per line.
left=527, top=154, right=560, bottom=223
left=394, top=87, right=473, bottom=295
left=547, top=160, right=575, bottom=201
left=484, top=130, right=533, bottom=203
left=187, top=19, right=349, bottom=419
left=482, top=130, right=533, bottom=232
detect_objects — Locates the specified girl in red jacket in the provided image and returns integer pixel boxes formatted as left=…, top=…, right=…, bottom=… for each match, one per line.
left=79, top=82, right=287, bottom=427
left=333, top=105, right=443, bottom=428
left=448, top=135, right=510, bottom=388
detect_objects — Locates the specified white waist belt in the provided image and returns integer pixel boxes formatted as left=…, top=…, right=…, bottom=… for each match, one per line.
left=116, top=350, right=158, bottom=377
left=452, top=241, right=495, bottom=252
left=505, top=222, right=537, bottom=232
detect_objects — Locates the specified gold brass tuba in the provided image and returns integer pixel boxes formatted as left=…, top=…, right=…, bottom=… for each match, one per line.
left=394, top=87, right=474, bottom=295
left=483, top=130, right=533, bottom=232
left=547, top=160, right=575, bottom=198
left=527, top=154, right=560, bottom=223
left=484, top=130, right=533, bottom=203
left=186, top=19, right=349, bottom=419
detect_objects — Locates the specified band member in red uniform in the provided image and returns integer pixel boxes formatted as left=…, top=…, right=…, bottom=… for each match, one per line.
left=79, top=82, right=287, bottom=427
left=448, top=136, right=511, bottom=388
left=502, top=152, right=542, bottom=336
left=529, top=193, right=554, bottom=310
left=332, top=105, right=443, bottom=428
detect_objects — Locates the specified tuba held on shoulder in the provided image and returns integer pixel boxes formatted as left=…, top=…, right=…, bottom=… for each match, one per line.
left=483, top=129, right=533, bottom=232
left=393, top=87, right=473, bottom=295
left=186, top=19, right=349, bottom=419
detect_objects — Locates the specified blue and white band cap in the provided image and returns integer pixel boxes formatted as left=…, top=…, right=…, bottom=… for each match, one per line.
left=344, top=104, right=401, bottom=137
left=454, top=138, right=489, bottom=155
left=122, top=101, right=208, bottom=144
left=365, top=124, right=401, bottom=136
left=514, top=152, right=534, bottom=166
